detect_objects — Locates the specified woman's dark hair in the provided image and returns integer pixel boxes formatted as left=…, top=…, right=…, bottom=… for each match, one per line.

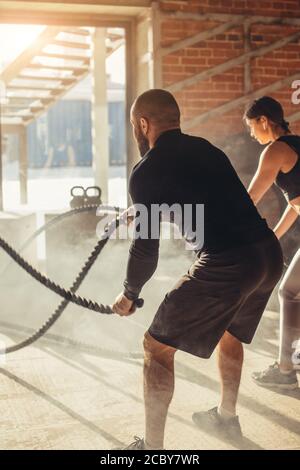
left=244, top=96, right=290, bottom=132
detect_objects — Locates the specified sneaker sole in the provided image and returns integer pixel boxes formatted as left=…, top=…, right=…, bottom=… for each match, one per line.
left=252, top=377, right=298, bottom=390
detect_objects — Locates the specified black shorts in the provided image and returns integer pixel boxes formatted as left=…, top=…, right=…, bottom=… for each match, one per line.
left=148, top=231, right=283, bottom=358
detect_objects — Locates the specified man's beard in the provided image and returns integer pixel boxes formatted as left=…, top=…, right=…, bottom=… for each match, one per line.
left=136, top=126, right=150, bottom=157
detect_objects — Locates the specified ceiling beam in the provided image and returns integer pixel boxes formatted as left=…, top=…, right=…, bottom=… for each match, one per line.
left=61, top=27, right=90, bottom=36
left=1, top=0, right=151, bottom=5
left=0, top=11, right=136, bottom=26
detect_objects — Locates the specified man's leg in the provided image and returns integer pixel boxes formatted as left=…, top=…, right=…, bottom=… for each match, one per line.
left=218, top=331, right=244, bottom=416
left=192, top=329, right=243, bottom=439
left=143, top=331, right=177, bottom=450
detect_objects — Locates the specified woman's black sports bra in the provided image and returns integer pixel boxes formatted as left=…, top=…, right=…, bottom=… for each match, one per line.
left=275, top=135, right=300, bottom=202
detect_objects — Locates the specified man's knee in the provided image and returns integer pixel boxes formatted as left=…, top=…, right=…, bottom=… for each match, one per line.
left=143, top=331, right=176, bottom=359
left=220, top=330, right=242, bottom=346
left=219, top=331, right=243, bottom=360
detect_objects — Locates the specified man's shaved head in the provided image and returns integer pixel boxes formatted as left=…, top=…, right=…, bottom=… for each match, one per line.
left=130, top=89, right=181, bottom=157
left=131, top=89, right=180, bottom=127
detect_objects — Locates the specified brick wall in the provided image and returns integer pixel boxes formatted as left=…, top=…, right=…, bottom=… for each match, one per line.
left=158, top=0, right=300, bottom=143
left=157, top=0, right=300, bottom=240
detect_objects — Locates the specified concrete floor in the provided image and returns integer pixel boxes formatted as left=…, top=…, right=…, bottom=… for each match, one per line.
left=0, top=202, right=299, bottom=450
left=0, top=308, right=299, bottom=451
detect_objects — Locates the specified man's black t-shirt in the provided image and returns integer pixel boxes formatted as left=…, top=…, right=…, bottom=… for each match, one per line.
left=123, top=129, right=270, bottom=300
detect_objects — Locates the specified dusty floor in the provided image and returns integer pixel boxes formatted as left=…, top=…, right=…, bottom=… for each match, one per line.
left=0, top=207, right=299, bottom=450
left=0, top=308, right=299, bottom=451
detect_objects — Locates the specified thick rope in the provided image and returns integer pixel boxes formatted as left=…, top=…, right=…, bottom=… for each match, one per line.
left=0, top=208, right=143, bottom=354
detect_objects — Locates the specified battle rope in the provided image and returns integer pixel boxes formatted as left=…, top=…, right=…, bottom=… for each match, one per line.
left=1, top=204, right=121, bottom=276
left=0, top=208, right=143, bottom=354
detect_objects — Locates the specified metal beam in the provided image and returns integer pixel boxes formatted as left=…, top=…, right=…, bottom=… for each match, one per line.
left=7, top=85, right=64, bottom=92
left=23, top=69, right=90, bottom=126
left=167, top=30, right=300, bottom=93
left=287, top=111, right=300, bottom=124
left=2, top=104, right=39, bottom=110
left=244, top=19, right=252, bottom=94
left=7, top=94, right=52, bottom=100
left=161, top=19, right=241, bottom=57
left=26, top=63, right=88, bottom=72
left=3, top=113, right=34, bottom=119
left=4, top=97, right=41, bottom=105
left=37, top=52, right=90, bottom=62
left=62, top=27, right=90, bottom=36
left=50, top=39, right=90, bottom=50
left=182, top=72, right=300, bottom=130
left=18, top=75, right=75, bottom=85
left=2, top=106, right=43, bottom=114
left=0, top=27, right=62, bottom=85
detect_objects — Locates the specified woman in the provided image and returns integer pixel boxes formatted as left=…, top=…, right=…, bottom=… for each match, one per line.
left=245, top=96, right=300, bottom=389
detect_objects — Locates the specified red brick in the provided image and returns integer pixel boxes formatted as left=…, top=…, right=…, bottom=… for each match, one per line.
left=159, top=0, right=300, bottom=137
left=163, top=56, right=180, bottom=65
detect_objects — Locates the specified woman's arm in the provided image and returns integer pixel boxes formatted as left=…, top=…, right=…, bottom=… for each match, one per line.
left=248, top=143, right=285, bottom=205
left=273, top=204, right=299, bottom=240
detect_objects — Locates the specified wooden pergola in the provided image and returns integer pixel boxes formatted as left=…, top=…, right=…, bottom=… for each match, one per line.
left=0, top=1, right=152, bottom=209
left=0, top=25, right=125, bottom=205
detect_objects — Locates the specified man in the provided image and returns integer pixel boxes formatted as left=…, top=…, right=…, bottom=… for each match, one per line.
left=113, top=89, right=283, bottom=450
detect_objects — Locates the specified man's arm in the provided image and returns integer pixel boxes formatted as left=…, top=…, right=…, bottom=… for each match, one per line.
left=113, top=167, right=161, bottom=316
left=123, top=235, right=159, bottom=300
